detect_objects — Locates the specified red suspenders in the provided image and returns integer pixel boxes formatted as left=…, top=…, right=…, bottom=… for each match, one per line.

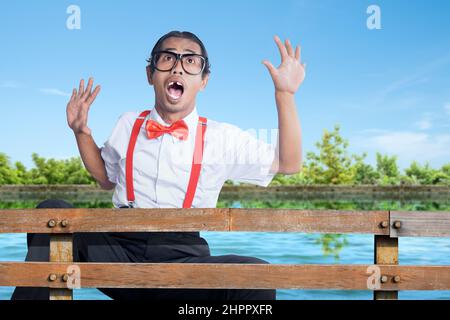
left=183, top=113, right=208, bottom=208
left=125, top=111, right=150, bottom=208
left=125, top=110, right=207, bottom=208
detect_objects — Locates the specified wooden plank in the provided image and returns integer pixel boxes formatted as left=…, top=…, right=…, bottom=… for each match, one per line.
left=374, top=235, right=398, bottom=300
left=0, top=208, right=230, bottom=233
left=0, top=208, right=389, bottom=235
left=49, top=234, right=73, bottom=300
left=390, top=211, right=450, bottom=237
left=1, top=263, right=449, bottom=291
left=371, top=265, right=450, bottom=290
left=230, top=209, right=389, bottom=234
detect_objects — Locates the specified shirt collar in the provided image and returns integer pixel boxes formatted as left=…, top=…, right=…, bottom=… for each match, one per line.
left=148, top=106, right=199, bottom=143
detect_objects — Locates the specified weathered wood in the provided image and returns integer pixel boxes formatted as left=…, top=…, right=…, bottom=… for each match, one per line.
left=49, top=234, right=73, bottom=300
left=0, top=208, right=230, bottom=233
left=0, top=208, right=389, bottom=235
left=1, top=207, right=449, bottom=299
left=374, top=235, right=398, bottom=300
left=0, top=262, right=449, bottom=291
left=229, top=209, right=389, bottom=234
left=390, top=211, right=450, bottom=237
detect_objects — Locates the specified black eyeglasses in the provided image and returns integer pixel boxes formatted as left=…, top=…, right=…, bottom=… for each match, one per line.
left=150, top=50, right=207, bottom=75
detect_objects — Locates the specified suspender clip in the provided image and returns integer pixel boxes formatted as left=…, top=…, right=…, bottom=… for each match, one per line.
left=128, top=201, right=135, bottom=208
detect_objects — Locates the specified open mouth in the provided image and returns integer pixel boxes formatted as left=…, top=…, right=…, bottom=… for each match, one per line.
left=166, top=81, right=184, bottom=101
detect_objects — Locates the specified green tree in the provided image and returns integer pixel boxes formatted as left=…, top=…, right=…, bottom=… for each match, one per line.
left=375, top=153, right=400, bottom=185
left=0, top=152, right=96, bottom=185
left=27, top=153, right=96, bottom=185
left=271, top=170, right=313, bottom=186
left=303, top=124, right=355, bottom=184
left=0, top=153, right=21, bottom=184
left=442, top=163, right=450, bottom=176
left=63, top=157, right=96, bottom=184
left=351, top=153, right=379, bottom=185
left=405, top=161, right=450, bottom=185
left=14, top=161, right=31, bottom=184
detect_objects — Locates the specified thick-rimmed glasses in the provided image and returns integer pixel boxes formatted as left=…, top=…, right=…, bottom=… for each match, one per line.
left=150, top=50, right=207, bottom=75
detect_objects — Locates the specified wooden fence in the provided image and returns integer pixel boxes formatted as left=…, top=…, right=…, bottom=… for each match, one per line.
left=0, top=208, right=449, bottom=300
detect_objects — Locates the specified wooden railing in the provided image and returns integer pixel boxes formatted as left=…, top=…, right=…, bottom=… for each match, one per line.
left=0, top=208, right=449, bottom=300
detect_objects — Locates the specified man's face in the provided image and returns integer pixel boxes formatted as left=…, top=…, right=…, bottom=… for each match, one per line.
left=146, top=37, right=209, bottom=114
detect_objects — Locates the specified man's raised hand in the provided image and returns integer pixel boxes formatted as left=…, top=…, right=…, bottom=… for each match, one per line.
left=66, top=78, right=101, bottom=136
left=262, top=35, right=306, bottom=95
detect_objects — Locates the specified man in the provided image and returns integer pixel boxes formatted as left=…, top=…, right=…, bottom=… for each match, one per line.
left=12, top=30, right=305, bottom=300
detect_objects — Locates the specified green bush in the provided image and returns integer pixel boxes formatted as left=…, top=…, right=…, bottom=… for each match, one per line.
left=0, top=152, right=96, bottom=185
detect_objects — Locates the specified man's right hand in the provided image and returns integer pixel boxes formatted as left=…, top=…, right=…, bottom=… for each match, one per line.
left=66, top=78, right=101, bottom=136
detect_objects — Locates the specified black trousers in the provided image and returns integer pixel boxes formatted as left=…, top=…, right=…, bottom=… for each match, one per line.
left=11, top=199, right=276, bottom=300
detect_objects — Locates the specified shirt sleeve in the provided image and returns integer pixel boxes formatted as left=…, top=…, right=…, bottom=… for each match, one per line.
left=223, top=124, right=277, bottom=187
left=100, top=113, right=132, bottom=184
left=100, top=142, right=120, bottom=185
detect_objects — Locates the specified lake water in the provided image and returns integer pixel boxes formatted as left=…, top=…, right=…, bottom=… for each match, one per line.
left=1, top=197, right=449, bottom=300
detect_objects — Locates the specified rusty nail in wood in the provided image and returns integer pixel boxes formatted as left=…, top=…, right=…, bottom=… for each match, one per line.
left=61, top=220, right=69, bottom=228
left=380, top=275, right=388, bottom=283
left=393, top=221, right=402, bottom=229
left=48, top=274, right=57, bottom=281
left=393, top=275, right=401, bottom=283
left=47, top=219, right=56, bottom=228
left=62, top=274, right=69, bottom=282
left=379, top=221, right=389, bottom=228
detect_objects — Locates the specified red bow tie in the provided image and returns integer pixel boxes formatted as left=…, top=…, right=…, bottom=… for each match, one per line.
left=145, top=119, right=189, bottom=141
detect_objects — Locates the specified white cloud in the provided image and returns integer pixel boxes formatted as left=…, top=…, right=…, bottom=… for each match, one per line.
left=352, top=130, right=450, bottom=169
left=369, top=53, right=450, bottom=108
left=415, top=119, right=432, bottom=130
left=2, top=83, right=71, bottom=97
left=445, top=103, right=450, bottom=117
left=0, top=80, right=21, bottom=88
left=414, top=112, right=434, bottom=130
left=39, top=88, right=71, bottom=97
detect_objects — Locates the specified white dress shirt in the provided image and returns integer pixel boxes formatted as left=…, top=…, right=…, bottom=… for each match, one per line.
left=100, top=106, right=277, bottom=208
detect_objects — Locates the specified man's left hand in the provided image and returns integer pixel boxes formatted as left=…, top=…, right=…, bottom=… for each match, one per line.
left=263, top=35, right=306, bottom=95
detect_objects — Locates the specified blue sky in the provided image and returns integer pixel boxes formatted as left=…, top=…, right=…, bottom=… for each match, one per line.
left=1, top=0, right=449, bottom=170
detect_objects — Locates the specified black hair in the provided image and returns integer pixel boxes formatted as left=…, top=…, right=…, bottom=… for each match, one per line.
left=147, top=30, right=211, bottom=78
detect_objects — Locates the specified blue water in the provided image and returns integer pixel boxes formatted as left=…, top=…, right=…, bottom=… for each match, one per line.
left=1, top=231, right=449, bottom=300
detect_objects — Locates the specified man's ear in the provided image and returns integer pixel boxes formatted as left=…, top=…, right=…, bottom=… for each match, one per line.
left=199, top=74, right=209, bottom=91
left=146, top=65, right=154, bottom=86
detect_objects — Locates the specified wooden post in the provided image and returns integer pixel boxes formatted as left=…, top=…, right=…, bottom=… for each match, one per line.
left=49, top=234, right=73, bottom=300
left=374, top=235, right=398, bottom=300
